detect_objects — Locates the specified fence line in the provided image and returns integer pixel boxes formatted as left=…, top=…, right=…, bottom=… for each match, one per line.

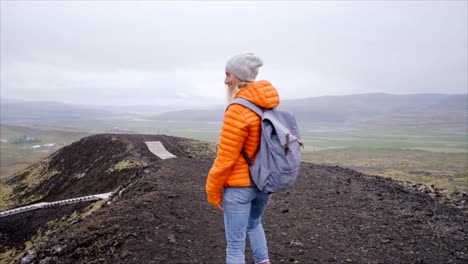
left=1, top=140, right=177, bottom=218
left=0, top=192, right=113, bottom=218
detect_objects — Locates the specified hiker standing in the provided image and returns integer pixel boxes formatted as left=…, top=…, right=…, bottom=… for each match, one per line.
left=206, top=53, right=279, bottom=264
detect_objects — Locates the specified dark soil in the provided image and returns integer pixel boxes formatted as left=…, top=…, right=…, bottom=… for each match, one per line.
left=1, top=134, right=467, bottom=263
left=0, top=202, right=93, bottom=252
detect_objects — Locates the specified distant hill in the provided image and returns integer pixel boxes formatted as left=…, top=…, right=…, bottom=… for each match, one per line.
left=91, top=104, right=184, bottom=114
left=2, top=94, right=466, bottom=128
left=154, top=93, right=468, bottom=127
left=0, top=99, right=115, bottom=123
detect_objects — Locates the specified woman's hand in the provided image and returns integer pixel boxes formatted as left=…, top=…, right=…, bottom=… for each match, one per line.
left=216, top=204, right=224, bottom=213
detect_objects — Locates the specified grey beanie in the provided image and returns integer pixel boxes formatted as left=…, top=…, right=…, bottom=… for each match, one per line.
left=225, top=53, right=263, bottom=82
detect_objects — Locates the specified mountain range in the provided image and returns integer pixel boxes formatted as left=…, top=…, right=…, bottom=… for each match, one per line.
left=1, top=93, right=467, bottom=127
left=154, top=93, right=468, bottom=126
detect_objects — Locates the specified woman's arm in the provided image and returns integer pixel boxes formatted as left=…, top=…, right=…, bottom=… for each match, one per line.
left=206, top=104, right=249, bottom=206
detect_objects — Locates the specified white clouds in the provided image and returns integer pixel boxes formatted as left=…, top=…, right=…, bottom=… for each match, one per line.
left=1, top=59, right=226, bottom=106
left=1, top=1, right=467, bottom=107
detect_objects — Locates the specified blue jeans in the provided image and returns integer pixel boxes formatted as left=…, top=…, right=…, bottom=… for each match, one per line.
left=222, top=187, right=271, bottom=264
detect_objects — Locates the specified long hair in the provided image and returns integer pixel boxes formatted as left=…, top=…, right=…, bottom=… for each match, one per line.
left=227, top=80, right=251, bottom=103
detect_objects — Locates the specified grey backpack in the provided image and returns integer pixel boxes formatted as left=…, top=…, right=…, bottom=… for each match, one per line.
left=230, top=98, right=303, bottom=194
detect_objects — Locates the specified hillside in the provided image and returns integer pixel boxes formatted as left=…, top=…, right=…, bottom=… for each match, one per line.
left=3, top=94, right=467, bottom=128
left=0, top=134, right=467, bottom=263
left=0, top=99, right=114, bottom=123
left=0, top=134, right=201, bottom=211
left=153, top=93, right=468, bottom=127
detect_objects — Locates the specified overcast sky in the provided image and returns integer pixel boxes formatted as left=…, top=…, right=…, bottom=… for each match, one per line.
left=1, top=1, right=467, bottom=107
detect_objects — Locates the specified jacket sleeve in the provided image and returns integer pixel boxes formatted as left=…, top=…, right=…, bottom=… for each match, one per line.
left=206, top=105, right=249, bottom=205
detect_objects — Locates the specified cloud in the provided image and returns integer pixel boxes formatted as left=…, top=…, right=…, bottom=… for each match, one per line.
left=1, top=1, right=467, bottom=107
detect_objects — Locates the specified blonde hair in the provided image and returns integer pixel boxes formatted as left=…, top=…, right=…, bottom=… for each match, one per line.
left=238, top=80, right=250, bottom=89
left=227, top=80, right=251, bottom=103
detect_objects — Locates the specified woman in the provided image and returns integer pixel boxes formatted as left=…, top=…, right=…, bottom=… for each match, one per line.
left=206, top=53, right=280, bottom=264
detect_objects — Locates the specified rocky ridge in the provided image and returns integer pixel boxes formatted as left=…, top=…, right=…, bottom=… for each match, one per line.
left=0, top=134, right=466, bottom=263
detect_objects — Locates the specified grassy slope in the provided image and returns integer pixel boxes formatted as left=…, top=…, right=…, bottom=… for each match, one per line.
left=300, top=125, right=467, bottom=192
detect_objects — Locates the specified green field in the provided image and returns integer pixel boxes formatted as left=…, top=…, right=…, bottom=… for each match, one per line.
left=1, top=121, right=467, bottom=192
left=299, top=125, right=467, bottom=192
left=0, top=125, right=90, bottom=179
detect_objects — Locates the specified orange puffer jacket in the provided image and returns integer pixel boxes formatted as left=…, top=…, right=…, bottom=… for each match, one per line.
left=206, top=80, right=280, bottom=205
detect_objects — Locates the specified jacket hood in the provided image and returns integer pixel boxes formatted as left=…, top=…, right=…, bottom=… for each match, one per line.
left=235, top=80, right=280, bottom=109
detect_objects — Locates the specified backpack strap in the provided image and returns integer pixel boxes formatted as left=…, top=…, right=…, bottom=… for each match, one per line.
left=240, top=150, right=256, bottom=187
left=230, top=98, right=264, bottom=117
left=241, top=149, right=252, bottom=166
